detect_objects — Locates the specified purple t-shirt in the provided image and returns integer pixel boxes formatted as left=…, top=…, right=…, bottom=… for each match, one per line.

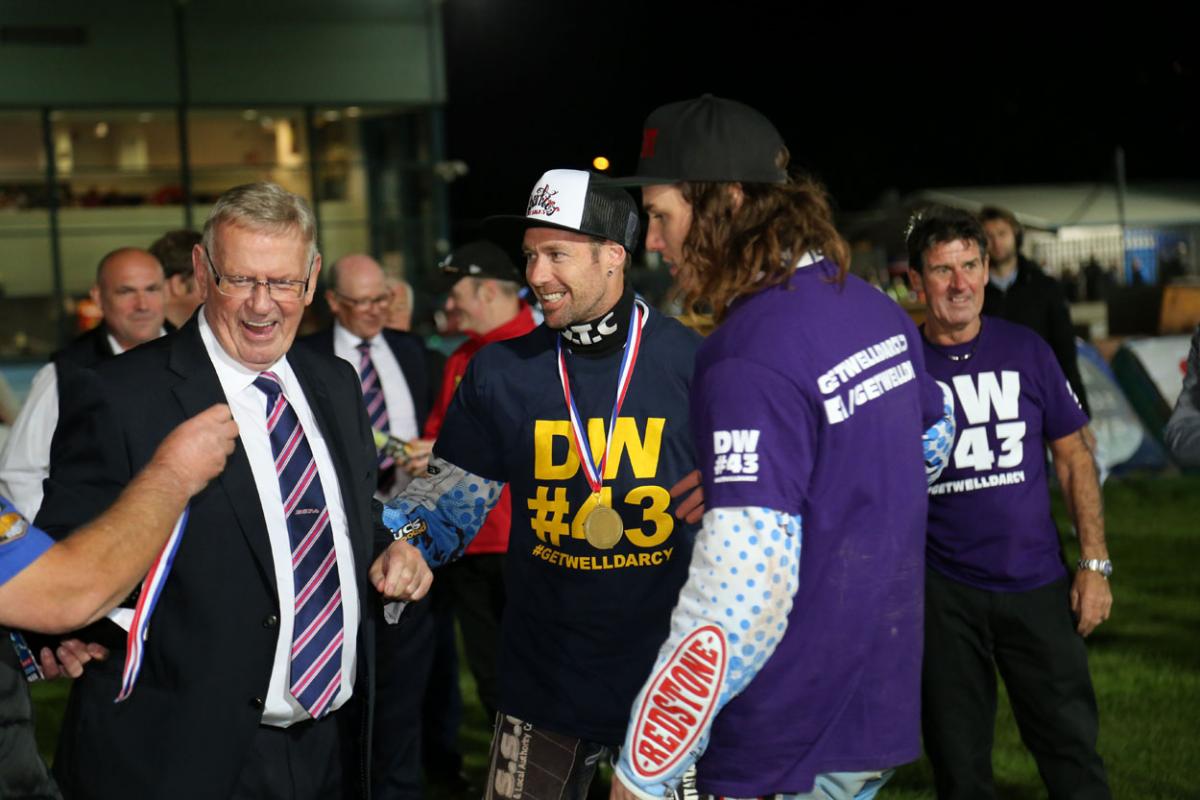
left=692, top=260, right=944, bottom=796
left=924, top=316, right=1088, bottom=591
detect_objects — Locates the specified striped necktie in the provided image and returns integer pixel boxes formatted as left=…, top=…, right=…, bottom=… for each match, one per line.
left=253, top=371, right=344, bottom=719
left=357, top=340, right=393, bottom=469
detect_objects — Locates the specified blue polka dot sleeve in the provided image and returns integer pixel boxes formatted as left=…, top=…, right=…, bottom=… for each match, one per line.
left=923, top=382, right=955, bottom=485
left=614, top=505, right=802, bottom=798
left=380, top=456, right=504, bottom=566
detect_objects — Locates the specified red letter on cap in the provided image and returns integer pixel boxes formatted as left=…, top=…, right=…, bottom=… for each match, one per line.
left=641, top=129, right=659, bottom=159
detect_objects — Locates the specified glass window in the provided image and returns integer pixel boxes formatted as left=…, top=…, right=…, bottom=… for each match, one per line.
left=51, top=109, right=186, bottom=295
left=0, top=111, right=56, bottom=356
left=187, top=108, right=312, bottom=214
left=359, top=109, right=440, bottom=290
left=313, top=106, right=369, bottom=265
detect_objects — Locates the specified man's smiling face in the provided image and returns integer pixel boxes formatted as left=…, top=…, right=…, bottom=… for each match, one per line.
left=195, top=222, right=319, bottom=370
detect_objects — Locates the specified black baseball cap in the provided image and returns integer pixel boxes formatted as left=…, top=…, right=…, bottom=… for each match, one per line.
left=484, top=169, right=640, bottom=252
left=435, top=240, right=523, bottom=292
left=614, top=94, right=788, bottom=186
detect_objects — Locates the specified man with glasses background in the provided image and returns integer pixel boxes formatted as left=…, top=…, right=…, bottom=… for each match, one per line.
left=36, top=182, right=430, bottom=799
left=298, top=253, right=439, bottom=800
left=300, top=253, right=437, bottom=498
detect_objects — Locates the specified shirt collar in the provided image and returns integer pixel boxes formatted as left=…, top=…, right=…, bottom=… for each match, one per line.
left=334, top=321, right=381, bottom=351
left=989, top=269, right=1019, bottom=291
left=793, top=250, right=822, bottom=270
left=749, top=250, right=823, bottom=286
left=475, top=303, right=536, bottom=345
left=106, top=327, right=167, bottom=356
left=198, top=306, right=293, bottom=397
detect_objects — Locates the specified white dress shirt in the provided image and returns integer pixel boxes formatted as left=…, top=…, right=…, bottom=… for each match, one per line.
left=0, top=362, right=58, bottom=518
left=332, top=322, right=419, bottom=494
left=199, top=312, right=361, bottom=726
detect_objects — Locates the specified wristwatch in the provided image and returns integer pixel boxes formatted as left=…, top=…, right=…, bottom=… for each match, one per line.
left=1077, top=558, right=1113, bottom=578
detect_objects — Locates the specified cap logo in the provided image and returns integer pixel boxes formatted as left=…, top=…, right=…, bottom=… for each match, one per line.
left=640, top=128, right=659, bottom=158
left=526, top=183, right=561, bottom=218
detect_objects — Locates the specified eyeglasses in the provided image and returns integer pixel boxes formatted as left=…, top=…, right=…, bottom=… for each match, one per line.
left=334, top=291, right=392, bottom=311
left=203, top=247, right=314, bottom=300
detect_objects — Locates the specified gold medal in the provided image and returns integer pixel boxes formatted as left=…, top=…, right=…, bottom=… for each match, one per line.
left=555, top=302, right=645, bottom=553
left=583, top=504, right=624, bottom=550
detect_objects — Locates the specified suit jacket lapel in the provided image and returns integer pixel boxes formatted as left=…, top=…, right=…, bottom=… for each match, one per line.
left=168, top=318, right=278, bottom=594
left=96, top=325, right=116, bottom=359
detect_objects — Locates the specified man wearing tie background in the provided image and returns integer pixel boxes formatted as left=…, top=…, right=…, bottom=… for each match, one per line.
left=298, top=252, right=437, bottom=799
left=299, top=253, right=436, bottom=497
left=36, top=182, right=430, bottom=800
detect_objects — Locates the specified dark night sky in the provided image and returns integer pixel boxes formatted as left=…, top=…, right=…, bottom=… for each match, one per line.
left=439, top=3, right=1199, bottom=236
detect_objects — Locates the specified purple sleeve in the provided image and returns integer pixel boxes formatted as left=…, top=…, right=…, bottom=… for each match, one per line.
left=1036, top=337, right=1090, bottom=441
left=692, top=358, right=815, bottom=515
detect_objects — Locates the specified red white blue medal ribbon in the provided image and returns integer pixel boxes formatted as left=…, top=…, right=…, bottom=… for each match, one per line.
left=115, top=506, right=189, bottom=703
left=555, top=301, right=644, bottom=494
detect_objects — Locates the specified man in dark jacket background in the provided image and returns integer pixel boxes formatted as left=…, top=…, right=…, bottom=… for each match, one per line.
left=980, top=206, right=1090, bottom=416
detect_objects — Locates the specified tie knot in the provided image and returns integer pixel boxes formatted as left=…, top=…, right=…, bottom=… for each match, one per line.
left=357, top=340, right=371, bottom=354
left=253, top=371, right=284, bottom=398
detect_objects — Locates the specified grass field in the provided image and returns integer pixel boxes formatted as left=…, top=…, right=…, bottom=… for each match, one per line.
left=32, top=474, right=1200, bottom=798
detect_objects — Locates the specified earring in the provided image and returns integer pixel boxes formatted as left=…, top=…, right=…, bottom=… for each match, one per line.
left=607, top=269, right=614, bottom=276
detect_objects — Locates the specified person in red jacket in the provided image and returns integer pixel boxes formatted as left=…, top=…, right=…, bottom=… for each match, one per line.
left=426, top=240, right=536, bottom=719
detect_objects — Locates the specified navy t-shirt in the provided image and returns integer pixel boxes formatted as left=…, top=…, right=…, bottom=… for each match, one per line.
left=924, top=316, right=1089, bottom=591
left=434, top=307, right=701, bottom=744
left=692, top=260, right=943, bottom=795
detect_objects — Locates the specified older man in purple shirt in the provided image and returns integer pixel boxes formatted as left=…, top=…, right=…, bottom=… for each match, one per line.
left=907, top=205, right=1112, bottom=800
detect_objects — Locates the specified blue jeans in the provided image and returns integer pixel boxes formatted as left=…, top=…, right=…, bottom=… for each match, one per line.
left=708, top=769, right=894, bottom=800
left=805, top=770, right=893, bottom=800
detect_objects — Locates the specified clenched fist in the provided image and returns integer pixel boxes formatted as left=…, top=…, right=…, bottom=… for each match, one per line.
left=369, top=540, right=433, bottom=601
left=150, top=404, right=239, bottom=497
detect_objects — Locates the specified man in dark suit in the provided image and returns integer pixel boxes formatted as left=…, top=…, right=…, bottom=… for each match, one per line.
left=979, top=206, right=1090, bottom=416
left=0, top=247, right=167, bottom=518
left=299, top=253, right=435, bottom=496
left=35, top=182, right=431, bottom=800
left=298, top=253, right=438, bottom=800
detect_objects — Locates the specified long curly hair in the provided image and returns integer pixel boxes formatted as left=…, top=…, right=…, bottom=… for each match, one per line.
left=678, top=170, right=849, bottom=323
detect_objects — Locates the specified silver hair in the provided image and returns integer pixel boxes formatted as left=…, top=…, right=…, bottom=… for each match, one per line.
left=201, top=182, right=318, bottom=267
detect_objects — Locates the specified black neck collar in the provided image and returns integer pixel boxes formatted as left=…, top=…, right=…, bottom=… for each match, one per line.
left=923, top=318, right=984, bottom=363
left=559, top=288, right=637, bottom=358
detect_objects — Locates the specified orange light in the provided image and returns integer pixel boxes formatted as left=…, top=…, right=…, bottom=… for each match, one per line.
left=592, top=156, right=610, bottom=171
